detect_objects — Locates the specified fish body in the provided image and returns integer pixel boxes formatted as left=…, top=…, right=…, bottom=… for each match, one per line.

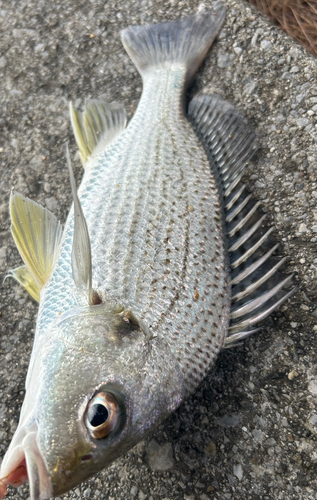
left=0, top=7, right=294, bottom=500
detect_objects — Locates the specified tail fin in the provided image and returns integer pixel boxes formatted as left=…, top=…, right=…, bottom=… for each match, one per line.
left=121, top=7, right=226, bottom=80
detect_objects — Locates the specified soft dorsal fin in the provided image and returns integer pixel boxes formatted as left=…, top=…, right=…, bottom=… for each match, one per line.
left=65, top=146, right=100, bottom=306
left=5, top=266, right=40, bottom=302
left=10, top=191, right=63, bottom=301
left=188, top=95, right=296, bottom=347
left=69, top=99, right=127, bottom=166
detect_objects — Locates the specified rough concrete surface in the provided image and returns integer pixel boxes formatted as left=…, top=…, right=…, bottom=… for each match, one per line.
left=0, top=0, right=317, bottom=499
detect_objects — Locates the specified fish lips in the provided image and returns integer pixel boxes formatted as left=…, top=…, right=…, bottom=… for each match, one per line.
left=0, top=393, right=128, bottom=500
left=48, top=386, right=129, bottom=495
left=0, top=422, right=52, bottom=500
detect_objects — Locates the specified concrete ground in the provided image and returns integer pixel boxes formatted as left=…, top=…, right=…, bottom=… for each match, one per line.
left=0, top=0, right=317, bottom=499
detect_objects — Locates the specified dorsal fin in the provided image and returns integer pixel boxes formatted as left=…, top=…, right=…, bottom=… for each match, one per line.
left=188, top=95, right=296, bottom=347
left=65, top=146, right=101, bottom=306
left=9, top=191, right=63, bottom=301
left=70, top=100, right=127, bottom=166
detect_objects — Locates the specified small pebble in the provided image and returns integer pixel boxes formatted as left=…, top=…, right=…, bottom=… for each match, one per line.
left=261, top=39, right=272, bottom=50
left=146, top=440, right=174, bottom=471
left=288, top=371, right=299, bottom=380
left=298, top=223, right=307, bottom=233
left=308, top=380, right=317, bottom=395
left=131, top=486, right=138, bottom=497
left=234, top=47, right=242, bottom=56
left=45, top=196, right=59, bottom=211
left=309, top=415, right=317, bottom=425
left=233, top=464, right=243, bottom=480
left=296, top=118, right=309, bottom=128
left=0, top=56, right=7, bottom=68
left=217, top=53, right=234, bottom=68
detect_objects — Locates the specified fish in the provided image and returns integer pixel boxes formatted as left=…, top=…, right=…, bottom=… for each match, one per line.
left=0, top=7, right=295, bottom=500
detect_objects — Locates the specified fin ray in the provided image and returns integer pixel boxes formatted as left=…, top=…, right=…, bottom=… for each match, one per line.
left=188, top=94, right=296, bottom=346
left=66, top=146, right=92, bottom=300
left=5, top=266, right=40, bottom=302
left=65, top=146, right=101, bottom=306
left=121, top=9, right=226, bottom=80
left=10, top=192, right=63, bottom=297
left=70, top=100, right=127, bottom=166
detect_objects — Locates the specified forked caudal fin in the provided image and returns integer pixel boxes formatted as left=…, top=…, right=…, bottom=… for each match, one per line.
left=188, top=95, right=296, bottom=347
left=121, top=7, right=226, bottom=80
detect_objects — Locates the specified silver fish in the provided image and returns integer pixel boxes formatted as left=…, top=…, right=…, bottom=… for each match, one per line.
left=0, top=7, right=294, bottom=500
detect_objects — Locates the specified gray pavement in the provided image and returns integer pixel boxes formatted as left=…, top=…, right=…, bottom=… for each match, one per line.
left=0, top=0, right=317, bottom=498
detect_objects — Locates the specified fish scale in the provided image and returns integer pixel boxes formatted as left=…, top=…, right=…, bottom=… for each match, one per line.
left=34, top=83, right=228, bottom=388
left=62, top=71, right=229, bottom=336
left=0, top=9, right=294, bottom=500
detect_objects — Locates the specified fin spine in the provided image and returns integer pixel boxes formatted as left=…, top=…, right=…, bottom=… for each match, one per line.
left=188, top=94, right=296, bottom=345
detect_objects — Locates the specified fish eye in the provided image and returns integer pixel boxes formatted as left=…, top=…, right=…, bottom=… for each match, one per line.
left=85, top=392, right=120, bottom=439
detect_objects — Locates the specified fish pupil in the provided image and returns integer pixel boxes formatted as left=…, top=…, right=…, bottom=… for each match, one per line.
left=88, top=403, right=108, bottom=427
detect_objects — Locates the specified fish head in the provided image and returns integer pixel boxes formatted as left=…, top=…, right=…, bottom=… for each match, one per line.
left=0, top=305, right=183, bottom=498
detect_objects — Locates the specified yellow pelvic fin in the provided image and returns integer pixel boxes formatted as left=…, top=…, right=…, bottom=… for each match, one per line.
left=6, top=266, right=40, bottom=302
left=69, top=99, right=127, bottom=167
left=10, top=192, right=63, bottom=297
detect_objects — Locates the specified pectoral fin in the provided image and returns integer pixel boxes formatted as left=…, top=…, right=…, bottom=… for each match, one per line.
left=6, top=266, right=40, bottom=302
left=9, top=192, right=63, bottom=299
left=70, top=100, right=127, bottom=166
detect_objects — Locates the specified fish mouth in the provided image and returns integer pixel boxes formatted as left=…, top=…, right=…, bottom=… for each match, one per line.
left=0, top=424, right=52, bottom=500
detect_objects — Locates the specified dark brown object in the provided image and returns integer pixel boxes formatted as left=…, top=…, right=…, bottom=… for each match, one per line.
left=248, top=0, right=317, bottom=57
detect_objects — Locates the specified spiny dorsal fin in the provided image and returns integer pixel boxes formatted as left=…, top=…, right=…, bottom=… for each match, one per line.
left=5, top=266, right=40, bottom=302
left=188, top=95, right=296, bottom=347
left=10, top=191, right=63, bottom=300
left=70, top=100, right=127, bottom=166
left=65, top=146, right=100, bottom=306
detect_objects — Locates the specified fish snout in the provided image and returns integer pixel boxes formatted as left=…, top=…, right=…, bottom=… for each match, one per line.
left=0, top=423, right=52, bottom=500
